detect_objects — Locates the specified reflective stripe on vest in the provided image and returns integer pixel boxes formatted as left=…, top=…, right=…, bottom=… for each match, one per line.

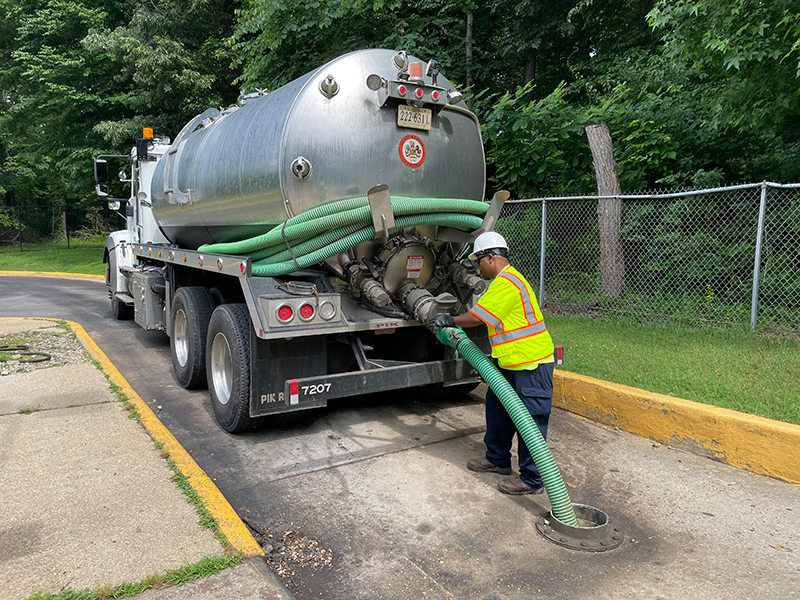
left=470, top=304, right=504, bottom=333
left=497, top=270, right=538, bottom=325
left=490, top=319, right=548, bottom=346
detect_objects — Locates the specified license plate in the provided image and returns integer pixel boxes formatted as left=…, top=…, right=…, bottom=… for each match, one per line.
left=397, top=105, right=432, bottom=131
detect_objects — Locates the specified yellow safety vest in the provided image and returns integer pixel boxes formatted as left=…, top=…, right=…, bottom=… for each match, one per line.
left=468, top=265, right=554, bottom=370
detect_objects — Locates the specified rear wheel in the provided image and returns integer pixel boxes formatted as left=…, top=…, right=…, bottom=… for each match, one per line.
left=207, top=303, right=265, bottom=432
left=171, top=286, right=214, bottom=389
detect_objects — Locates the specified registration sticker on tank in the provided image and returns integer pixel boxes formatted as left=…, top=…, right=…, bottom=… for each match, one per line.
left=397, top=105, right=432, bottom=131
left=399, top=135, right=426, bottom=168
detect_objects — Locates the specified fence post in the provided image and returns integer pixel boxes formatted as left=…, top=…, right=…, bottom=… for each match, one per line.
left=18, top=205, right=22, bottom=252
left=539, top=198, right=547, bottom=304
left=750, top=183, right=768, bottom=330
left=65, top=206, right=70, bottom=249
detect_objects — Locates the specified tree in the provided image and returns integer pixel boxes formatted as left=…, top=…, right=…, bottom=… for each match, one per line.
left=232, top=0, right=480, bottom=93
left=83, top=0, right=242, bottom=145
left=586, top=124, right=625, bottom=296
left=0, top=0, right=241, bottom=219
left=649, top=0, right=800, bottom=130
left=0, top=0, right=114, bottom=210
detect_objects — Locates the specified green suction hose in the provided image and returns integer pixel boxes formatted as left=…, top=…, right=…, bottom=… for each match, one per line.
left=435, top=326, right=578, bottom=526
left=197, top=196, right=488, bottom=276
left=250, top=213, right=483, bottom=276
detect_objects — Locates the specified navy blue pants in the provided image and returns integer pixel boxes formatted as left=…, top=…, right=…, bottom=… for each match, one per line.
left=484, top=363, right=554, bottom=487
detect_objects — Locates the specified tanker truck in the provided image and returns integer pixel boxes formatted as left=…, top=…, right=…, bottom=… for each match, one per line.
left=95, top=48, right=506, bottom=432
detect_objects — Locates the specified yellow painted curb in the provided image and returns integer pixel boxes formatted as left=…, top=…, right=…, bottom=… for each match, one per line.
left=0, top=270, right=104, bottom=280
left=0, top=316, right=264, bottom=557
left=554, top=369, right=800, bottom=485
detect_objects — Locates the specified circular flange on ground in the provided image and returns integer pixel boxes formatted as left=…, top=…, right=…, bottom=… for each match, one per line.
left=536, top=503, right=624, bottom=552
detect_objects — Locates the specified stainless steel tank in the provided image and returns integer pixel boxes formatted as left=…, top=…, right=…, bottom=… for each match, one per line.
left=149, top=49, right=486, bottom=249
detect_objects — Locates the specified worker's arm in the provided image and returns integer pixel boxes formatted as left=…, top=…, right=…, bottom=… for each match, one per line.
left=454, top=311, right=482, bottom=328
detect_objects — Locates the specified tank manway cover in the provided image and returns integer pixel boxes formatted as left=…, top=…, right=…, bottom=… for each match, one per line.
left=536, top=503, right=624, bottom=552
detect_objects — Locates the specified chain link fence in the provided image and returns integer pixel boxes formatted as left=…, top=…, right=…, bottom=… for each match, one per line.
left=497, top=182, right=800, bottom=333
left=3, top=184, right=798, bottom=332
left=0, top=205, right=119, bottom=251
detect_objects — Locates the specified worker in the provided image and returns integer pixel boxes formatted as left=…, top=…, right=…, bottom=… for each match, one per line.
left=430, top=231, right=555, bottom=495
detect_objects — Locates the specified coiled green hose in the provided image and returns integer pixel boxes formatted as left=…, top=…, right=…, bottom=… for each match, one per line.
left=197, top=196, right=488, bottom=276
left=251, top=213, right=483, bottom=276
left=435, top=326, right=578, bottom=526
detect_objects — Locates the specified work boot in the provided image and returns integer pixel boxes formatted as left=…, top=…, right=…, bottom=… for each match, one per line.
left=466, top=457, right=511, bottom=475
left=497, top=476, right=544, bottom=495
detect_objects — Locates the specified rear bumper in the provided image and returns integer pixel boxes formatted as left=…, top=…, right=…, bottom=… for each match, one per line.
left=253, top=358, right=479, bottom=415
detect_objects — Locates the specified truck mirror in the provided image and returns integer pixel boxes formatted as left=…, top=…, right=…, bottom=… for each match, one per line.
left=94, top=158, right=109, bottom=197
left=107, top=199, right=121, bottom=211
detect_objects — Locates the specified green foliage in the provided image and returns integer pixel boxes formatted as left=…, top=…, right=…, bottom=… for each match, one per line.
left=480, top=83, right=595, bottom=197
left=649, top=0, right=800, bottom=129
left=0, top=0, right=240, bottom=216
left=232, top=0, right=479, bottom=92
left=2, top=0, right=800, bottom=234
left=83, top=0, right=241, bottom=144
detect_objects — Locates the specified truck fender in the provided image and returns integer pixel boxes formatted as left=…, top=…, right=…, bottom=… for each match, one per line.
left=104, top=230, right=134, bottom=294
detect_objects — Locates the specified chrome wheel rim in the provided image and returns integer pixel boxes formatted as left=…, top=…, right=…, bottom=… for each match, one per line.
left=211, top=331, right=233, bottom=406
left=174, top=308, right=188, bottom=367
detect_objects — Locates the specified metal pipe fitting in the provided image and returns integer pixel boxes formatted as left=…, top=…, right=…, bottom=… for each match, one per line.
left=448, top=262, right=487, bottom=296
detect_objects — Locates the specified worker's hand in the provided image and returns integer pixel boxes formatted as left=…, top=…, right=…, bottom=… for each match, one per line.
left=429, top=313, right=456, bottom=328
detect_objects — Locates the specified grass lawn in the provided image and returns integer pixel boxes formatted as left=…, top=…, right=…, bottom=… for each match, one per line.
left=548, top=314, right=800, bottom=425
left=0, top=247, right=105, bottom=275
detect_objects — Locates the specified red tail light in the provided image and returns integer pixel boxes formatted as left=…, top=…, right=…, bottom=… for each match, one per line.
left=299, top=303, right=315, bottom=321
left=277, top=304, right=294, bottom=323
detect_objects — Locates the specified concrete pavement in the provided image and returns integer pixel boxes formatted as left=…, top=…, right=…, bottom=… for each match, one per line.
left=0, top=317, right=292, bottom=600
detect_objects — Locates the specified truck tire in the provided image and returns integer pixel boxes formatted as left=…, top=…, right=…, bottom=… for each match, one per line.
left=107, top=262, right=133, bottom=320
left=207, top=303, right=265, bottom=432
left=111, top=294, right=134, bottom=320
left=171, top=286, right=214, bottom=390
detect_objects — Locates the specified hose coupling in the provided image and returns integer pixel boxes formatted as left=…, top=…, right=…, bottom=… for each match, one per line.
left=399, top=283, right=457, bottom=323
left=360, top=278, right=393, bottom=307
left=449, top=262, right=487, bottom=295
left=339, top=252, right=362, bottom=288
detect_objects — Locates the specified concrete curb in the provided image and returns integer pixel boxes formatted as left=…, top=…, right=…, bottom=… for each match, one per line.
left=554, top=369, right=800, bottom=485
left=21, top=316, right=266, bottom=558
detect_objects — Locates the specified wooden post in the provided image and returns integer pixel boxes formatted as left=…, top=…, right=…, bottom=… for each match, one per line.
left=585, top=124, right=625, bottom=297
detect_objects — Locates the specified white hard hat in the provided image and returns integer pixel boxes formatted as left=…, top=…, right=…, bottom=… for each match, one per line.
left=468, top=231, right=508, bottom=260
